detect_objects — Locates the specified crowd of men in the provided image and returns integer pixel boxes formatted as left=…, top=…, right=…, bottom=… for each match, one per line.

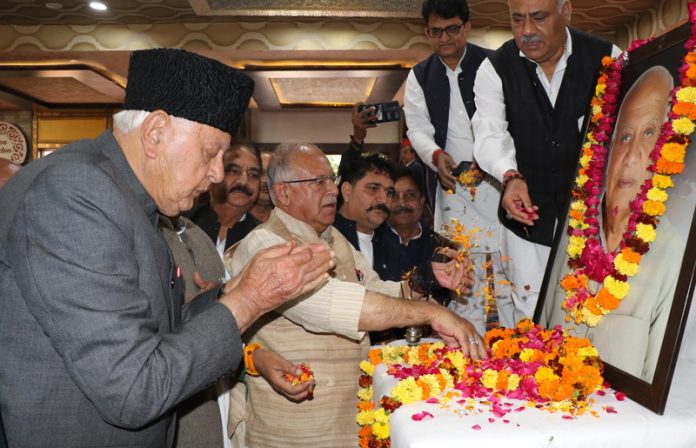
left=0, top=0, right=632, bottom=446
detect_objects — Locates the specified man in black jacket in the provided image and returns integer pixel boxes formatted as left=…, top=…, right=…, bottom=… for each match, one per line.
left=473, top=0, right=619, bottom=323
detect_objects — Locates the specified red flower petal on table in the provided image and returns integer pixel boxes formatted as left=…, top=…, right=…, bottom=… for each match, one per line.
left=562, top=415, right=575, bottom=420
left=426, top=398, right=439, bottom=404
left=411, top=411, right=434, bottom=421
left=596, top=390, right=606, bottom=396
left=514, top=406, right=526, bottom=412
left=604, top=406, right=618, bottom=414
left=503, top=419, right=511, bottom=424
left=488, top=418, right=496, bottom=423
left=615, top=392, right=626, bottom=401
left=472, top=425, right=482, bottom=431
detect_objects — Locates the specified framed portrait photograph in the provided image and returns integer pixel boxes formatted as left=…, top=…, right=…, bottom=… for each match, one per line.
left=535, top=20, right=695, bottom=415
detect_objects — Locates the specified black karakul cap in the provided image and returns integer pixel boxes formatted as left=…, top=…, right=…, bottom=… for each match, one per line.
left=123, top=48, right=254, bottom=136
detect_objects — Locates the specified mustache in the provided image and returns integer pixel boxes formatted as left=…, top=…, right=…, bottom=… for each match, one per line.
left=392, top=206, right=415, bottom=215
left=368, top=204, right=391, bottom=214
left=521, top=34, right=543, bottom=44
left=228, top=184, right=254, bottom=196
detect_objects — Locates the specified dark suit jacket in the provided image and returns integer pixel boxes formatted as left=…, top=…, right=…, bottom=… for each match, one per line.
left=187, top=204, right=259, bottom=251
left=0, top=131, right=242, bottom=447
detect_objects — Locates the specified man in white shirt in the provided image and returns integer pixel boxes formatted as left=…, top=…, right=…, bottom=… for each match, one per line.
left=472, top=0, right=620, bottom=323
left=405, top=0, right=513, bottom=331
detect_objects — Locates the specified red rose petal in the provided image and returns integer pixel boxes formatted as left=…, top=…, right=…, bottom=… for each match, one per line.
left=615, top=392, right=626, bottom=401
left=426, top=398, right=439, bottom=404
left=604, top=406, right=618, bottom=414
left=472, top=425, right=482, bottom=431
left=488, top=418, right=495, bottom=423
left=411, top=411, right=434, bottom=421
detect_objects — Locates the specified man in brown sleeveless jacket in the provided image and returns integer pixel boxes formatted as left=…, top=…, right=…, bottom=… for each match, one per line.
left=225, top=142, right=485, bottom=448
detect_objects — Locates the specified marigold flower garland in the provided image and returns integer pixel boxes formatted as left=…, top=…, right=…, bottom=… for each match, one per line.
left=561, top=19, right=696, bottom=327
left=356, top=320, right=604, bottom=447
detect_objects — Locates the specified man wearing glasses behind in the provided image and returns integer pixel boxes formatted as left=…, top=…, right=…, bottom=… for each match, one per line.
left=405, top=0, right=513, bottom=333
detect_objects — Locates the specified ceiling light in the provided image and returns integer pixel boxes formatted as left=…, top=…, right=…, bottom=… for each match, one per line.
left=45, top=2, right=63, bottom=9
left=89, top=1, right=108, bottom=11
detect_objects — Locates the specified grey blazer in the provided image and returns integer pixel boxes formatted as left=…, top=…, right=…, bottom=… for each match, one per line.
left=0, top=131, right=242, bottom=447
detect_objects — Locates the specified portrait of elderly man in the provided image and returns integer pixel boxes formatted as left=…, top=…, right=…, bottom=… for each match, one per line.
left=224, top=142, right=485, bottom=447
left=0, top=49, right=332, bottom=447
left=542, top=65, right=684, bottom=383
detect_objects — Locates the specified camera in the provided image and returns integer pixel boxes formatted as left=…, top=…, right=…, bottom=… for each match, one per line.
left=358, top=101, right=401, bottom=124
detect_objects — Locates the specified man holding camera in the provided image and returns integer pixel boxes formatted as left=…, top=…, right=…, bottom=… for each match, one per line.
left=404, top=0, right=514, bottom=333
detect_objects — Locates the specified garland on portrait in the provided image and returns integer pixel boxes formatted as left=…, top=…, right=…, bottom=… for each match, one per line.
left=561, top=9, right=696, bottom=327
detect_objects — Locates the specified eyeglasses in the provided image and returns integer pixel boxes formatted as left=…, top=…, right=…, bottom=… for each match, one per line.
left=282, top=175, right=339, bottom=190
left=427, top=23, right=465, bottom=39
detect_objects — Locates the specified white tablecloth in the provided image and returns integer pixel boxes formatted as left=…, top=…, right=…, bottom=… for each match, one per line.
left=374, top=322, right=696, bottom=448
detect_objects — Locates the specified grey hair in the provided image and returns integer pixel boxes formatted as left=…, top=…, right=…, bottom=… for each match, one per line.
left=557, top=0, right=568, bottom=11
left=112, top=110, right=150, bottom=135
left=112, top=110, right=196, bottom=135
left=267, top=142, right=321, bottom=205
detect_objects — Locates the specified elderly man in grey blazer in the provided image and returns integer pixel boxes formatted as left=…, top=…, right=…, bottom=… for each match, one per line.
left=0, top=48, right=332, bottom=447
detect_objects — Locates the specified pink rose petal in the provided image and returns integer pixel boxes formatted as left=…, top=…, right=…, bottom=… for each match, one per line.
left=595, top=390, right=606, bottom=396
left=426, top=397, right=439, bottom=404
left=411, top=411, right=435, bottom=421
left=488, top=418, right=496, bottom=423
left=503, top=419, right=510, bottom=424
left=562, top=415, right=574, bottom=420
left=615, top=392, right=626, bottom=401
left=514, top=406, right=526, bottom=412
left=472, top=424, right=482, bottom=431
left=604, top=406, right=618, bottom=414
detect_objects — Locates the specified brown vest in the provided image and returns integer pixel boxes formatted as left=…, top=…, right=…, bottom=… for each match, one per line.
left=227, top=213, right=370, bottom=448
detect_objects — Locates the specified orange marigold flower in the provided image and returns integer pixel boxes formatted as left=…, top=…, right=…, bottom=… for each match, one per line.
left=358, top=400, right=375, bottom=411
left=585, top=297, right=603, bottom=315
left=368, top=349, right=382, bottom=365
left=643, top=200, right=666, bottom=216
left=620, top=247, right=641, bottom=264
left=656, top=159, right=685, bottom=174
left=661, top=142, right=687, bottom=163
left=673, top=101, right=696, bottom=120
left=560, top=273, right=585, bottom=290
left=601, top=56, right=613, bottom=66
left=596, top=288, right=620, bottom=311
left=688, top=64, right=696, bottom=80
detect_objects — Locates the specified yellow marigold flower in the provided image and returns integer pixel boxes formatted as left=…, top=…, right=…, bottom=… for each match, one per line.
left=603, top=276, right=630, bottom=299
left=418, top=374, right=442, bottom=398
left=357, top=386, right=373, bottom=401
left=652, top=174, right=674, bottom=189
left=519, top=348, right=536, bottom=362
left=567, top=235, right=586, bottom=258
left=673, top=117, right=696, bottom=135
left=571, top=200, right=587, bottom=213
left=578, top=346, right=599, bottom=358
left=614, top=254, right=639, bottom=276
left=438, top=369, right=455, bottom=390
left=676, top=86, right=696, bottom=103
left=595, top=83, right=606, bottom=96
left=643, top=200, right=666, bottom=216
left=446, top=350, right=466, bottom=373
left=535, top=366, right=559, bottom=383
left=636, top=223, right=657, bottom=242
left=576, top=174, right=589, bottom=187
left=579, top=155, right=591, bottom=167
left=591, top=104, right=602, bottom=116
left=646, top=187, right=668, bottom=202
left=359, top=360, right=375, bottom=376
left=481, top=369, right=499, bottom=389
left=446, top=189, right=454, bottom=195
left=356, top=409, right=375, bottom=425
left=661, top=143, right=686, bottom=163
left=580, top=307, right=603, bottom=327
left=373, top=421, right=389, bottom=440
left=374, top=408, right=389, bottom=423
left=507, top=373, right=521, bottom=391
left=381, top=346, right=405, bottom=364
left=391, top=377, right=422, bottom=405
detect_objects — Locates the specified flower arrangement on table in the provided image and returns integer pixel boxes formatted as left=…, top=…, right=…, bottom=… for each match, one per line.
left=560, top=15, right=696, bottom=327
left=356, top=320, right=605, bottom=447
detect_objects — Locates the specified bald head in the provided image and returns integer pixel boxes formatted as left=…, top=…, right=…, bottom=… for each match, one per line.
left=605, top=65, right=674, bottom=226
left=0, top=159, right=21, bottom=188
